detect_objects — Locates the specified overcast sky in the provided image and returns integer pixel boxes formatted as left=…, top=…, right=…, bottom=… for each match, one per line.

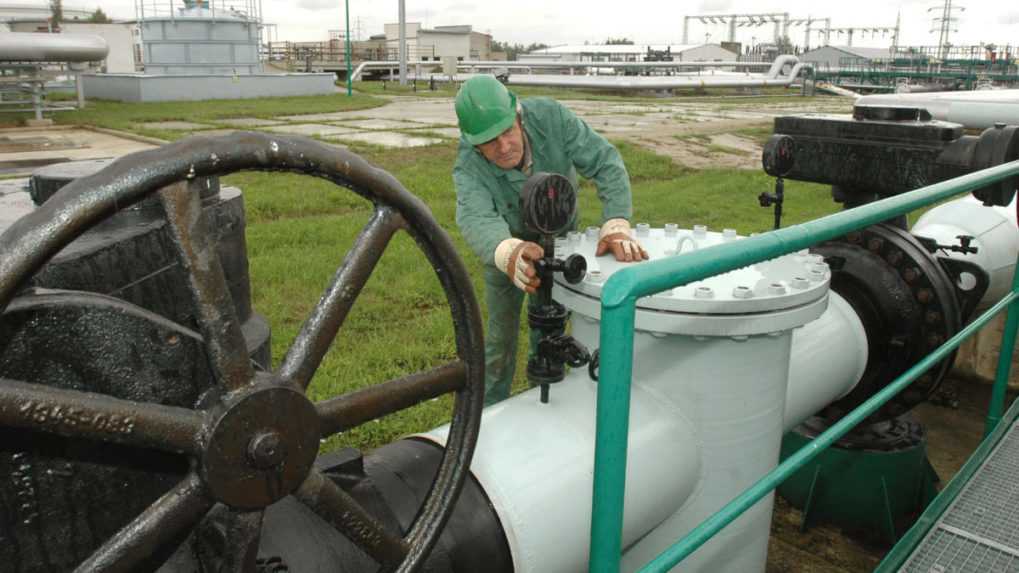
left=73, top=0, right=1019, bottom=49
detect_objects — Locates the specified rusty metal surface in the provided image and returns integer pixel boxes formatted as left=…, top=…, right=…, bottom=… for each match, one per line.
left=295, top=468, right=410, bottom=568
left=159, top=180, right=255, bottom=391
left=317, top=361, right=466, bottom=437
left=200, top=379, right=320, bottom=510
left=0, top=376, right=203, bottom=455
left=0, top=132, right=485, bottom=572
left=194, top=506, right=265, bottom=573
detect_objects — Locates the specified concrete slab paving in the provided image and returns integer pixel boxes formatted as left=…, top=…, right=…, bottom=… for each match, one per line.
left=278, top=96, right=458, bottom=126
left=580, top=114, right=664, bottom=133
left=215, top=117, right=286, bottom=127
left=0, top=128, right=158, bottom=176
left=181, top=129, right=247, bottom=138
left=406, top=127, right=462, bottom=139
left=334, top=118, right=427, bottom=130
left=329, top=131, right=443, bottom=148
left=0, top=179, right=36, bottom=228
left=139, top=121, right=217, bottom=131
left=274, top=111, right=363, bottom=122
left=263, top=123, right=360, bottom=137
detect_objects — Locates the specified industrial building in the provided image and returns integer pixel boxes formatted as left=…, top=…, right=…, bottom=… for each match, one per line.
left=522, top=43, right=738, bottom=63
left=0, top=2, right=92, bottom=31
left=800, top=45, right=894, bottom=69
left=379, top=22, right=492, bottom=62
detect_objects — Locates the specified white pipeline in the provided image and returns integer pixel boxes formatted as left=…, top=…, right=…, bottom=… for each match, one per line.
left=414, top=67, right=810, bottom=91
left=0, top=32, right=109, bottom=63
left=354, top=55, right=810, bottom=91
left=784, top=292, right=869, bottom=428
left=422, top=366, right=700, bottom=573
left=856, top=90, right=1019, bottom=130
left=911, top=194, right=1019, bottom=310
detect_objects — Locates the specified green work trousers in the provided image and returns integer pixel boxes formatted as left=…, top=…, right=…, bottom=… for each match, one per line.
left=483, top=266, right=543, bottom=406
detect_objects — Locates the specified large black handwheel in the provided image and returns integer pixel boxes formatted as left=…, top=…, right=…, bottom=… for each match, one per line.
left=0, top=132, right=485, bottom=572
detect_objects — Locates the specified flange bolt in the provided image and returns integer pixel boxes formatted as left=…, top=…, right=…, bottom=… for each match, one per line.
left=694, top=286, right=714, bottom=299
left=791, top=276, right=810, bottom=290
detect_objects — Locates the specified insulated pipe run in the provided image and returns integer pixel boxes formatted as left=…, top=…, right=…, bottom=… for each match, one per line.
left=856, top=90, right=1019, bottom=130
left=412, top=67, right=810, bottom=91
left=911, top=194, right=1019, bottom=311
left=349, top=57, right=798, bottom=82
left=420, top=373, right=701, bottom=573
left=0, top=33, right=109, bottom=63
left=784, top=291, right=869, bottom=428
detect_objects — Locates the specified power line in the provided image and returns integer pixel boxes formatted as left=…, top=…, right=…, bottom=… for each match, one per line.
left=928, top=0, right=965, bottom=59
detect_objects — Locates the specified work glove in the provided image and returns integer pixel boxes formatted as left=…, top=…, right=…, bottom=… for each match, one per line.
left=495, top=238, right=545, bottom=293
left=595, top=218, right=648, bottom=262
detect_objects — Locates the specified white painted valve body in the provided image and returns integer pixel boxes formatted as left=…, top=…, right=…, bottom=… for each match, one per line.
left=423, top=225, right=871, bottom=573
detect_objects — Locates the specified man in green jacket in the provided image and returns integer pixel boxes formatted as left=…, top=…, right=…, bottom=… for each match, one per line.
left=453, top=75, right=647, bottom=406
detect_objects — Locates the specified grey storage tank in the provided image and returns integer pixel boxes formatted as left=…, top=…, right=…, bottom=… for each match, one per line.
left=83, top=0, right=337, bottom=101
left=138, top=0, right=262, bottom=75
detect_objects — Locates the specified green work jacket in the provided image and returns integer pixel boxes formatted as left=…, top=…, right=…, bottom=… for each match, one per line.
left=453, top=97, right=633, bottom=267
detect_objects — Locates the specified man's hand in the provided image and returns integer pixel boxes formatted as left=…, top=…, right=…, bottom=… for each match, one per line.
left=495, top=238, right=545, bottom=293
left=595, top=218, right=648, bottom=262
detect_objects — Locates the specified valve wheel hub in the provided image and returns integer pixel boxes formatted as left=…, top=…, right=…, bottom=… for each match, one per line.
left=201, top=382, right=320, bottom=509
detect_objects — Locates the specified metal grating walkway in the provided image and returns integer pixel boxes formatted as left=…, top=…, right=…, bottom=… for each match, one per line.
left=901, top=420, right=1019, bottom=573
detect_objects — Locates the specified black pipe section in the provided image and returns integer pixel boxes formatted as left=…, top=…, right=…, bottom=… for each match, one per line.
left=251, top=441, right=514, bottom=573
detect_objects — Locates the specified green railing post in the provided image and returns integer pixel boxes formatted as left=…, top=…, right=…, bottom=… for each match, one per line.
left=587, top=160, right=1019, bottom=573
left=590, top=299, right=637, bottom=573
left=986, top=250, right=1019, bottom=435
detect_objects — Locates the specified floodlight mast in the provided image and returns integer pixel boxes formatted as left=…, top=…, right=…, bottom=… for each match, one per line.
left=344, top=0, right=351, bottom=96
left=398, top=0, right=407, bottom=85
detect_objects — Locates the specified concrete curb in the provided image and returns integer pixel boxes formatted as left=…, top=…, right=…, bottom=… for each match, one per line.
left=83, top=125, right=169, bottom=146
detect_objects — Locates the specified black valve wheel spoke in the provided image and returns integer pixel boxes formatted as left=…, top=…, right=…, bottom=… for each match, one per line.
left=159, top=180, right=255, bottom=391
left=0, top=376, right=204, bottom=455
left=278, top=205, right=404, bottom=391
left=194, top=506, right=265, bottom=573
left=317, top=360, right=466, bottom=437
left=73, top=473, right=213, bottom=573
left=294, top=469, right=410, bottom=568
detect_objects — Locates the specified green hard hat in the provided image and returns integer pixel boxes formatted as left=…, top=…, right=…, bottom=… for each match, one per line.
left=455, top=76, right=518, bottom=145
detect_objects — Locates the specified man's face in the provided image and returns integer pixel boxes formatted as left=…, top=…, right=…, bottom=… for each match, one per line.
left=477, top=118, right=524, bottom=170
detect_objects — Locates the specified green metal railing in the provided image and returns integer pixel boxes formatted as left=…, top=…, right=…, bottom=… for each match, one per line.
left=588, top=160, right=1019, bottom=573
